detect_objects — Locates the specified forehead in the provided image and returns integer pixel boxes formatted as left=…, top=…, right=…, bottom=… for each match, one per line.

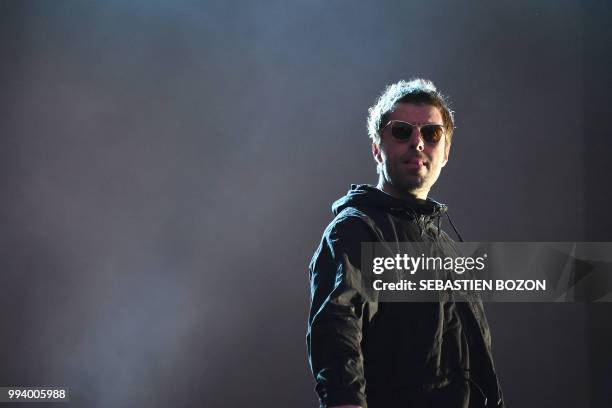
left=387, top=103, right=443, bottom=124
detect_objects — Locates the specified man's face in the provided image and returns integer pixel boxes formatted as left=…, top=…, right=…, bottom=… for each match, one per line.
left=372, top=103, right=449, bottom=199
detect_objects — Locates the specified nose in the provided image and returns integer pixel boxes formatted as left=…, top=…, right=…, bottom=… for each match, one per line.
left=408, top=128, right=425, bottom=151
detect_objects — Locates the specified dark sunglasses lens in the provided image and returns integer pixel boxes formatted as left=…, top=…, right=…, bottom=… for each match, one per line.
left=390, top=122, right=414, bottom=140
left=421, top=125, right=444, bottom=143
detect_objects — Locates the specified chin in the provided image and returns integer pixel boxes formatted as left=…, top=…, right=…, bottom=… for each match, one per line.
left=397, top=177, right=426, bottom=192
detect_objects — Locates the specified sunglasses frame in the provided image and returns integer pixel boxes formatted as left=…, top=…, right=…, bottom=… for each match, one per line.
left=381, top=120, right=445, bottom=144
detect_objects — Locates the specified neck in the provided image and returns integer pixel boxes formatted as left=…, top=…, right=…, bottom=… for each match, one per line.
left=377, top=179, right=429, bottom=201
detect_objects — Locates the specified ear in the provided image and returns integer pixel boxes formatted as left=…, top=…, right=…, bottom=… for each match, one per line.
left=372, top=142, right=382, bottom=166
left=441, top=144, right=450, bottom=167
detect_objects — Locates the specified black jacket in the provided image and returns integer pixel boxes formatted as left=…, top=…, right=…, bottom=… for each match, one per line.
left=307, top=185, right=504, bottom=408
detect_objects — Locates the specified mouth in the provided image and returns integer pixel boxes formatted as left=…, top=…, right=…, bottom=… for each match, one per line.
left=403, top=156, right=427, bottom=170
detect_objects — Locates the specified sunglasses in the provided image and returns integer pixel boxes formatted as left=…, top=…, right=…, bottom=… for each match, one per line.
left=382, top=120, right=445, bottom=144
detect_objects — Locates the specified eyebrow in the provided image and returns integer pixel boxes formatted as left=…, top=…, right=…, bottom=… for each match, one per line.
left=386, top=120, right=444, bottom=126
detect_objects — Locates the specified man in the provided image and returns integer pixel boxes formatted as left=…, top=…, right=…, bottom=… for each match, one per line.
left=306, top=79, right=504, bottom=408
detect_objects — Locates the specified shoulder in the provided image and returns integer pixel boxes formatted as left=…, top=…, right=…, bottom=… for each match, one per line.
left=324, top=207, right=379, bottom=242
left=310, top=207, right=379, bottom=266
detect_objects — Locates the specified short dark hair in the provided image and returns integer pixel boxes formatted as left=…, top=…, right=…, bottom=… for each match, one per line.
left=367, top=78, right=455, bottom=150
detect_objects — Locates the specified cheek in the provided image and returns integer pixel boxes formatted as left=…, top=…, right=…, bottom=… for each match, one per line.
left=428, top=146, right=446, bottom=162
left=382, top=144, right=401, bottom=160
left=383, top=151, right=401, bottom=169
left=379, top=145, right=392, bottom=162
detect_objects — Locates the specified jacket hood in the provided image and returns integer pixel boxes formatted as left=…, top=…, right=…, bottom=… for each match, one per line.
left=331, top=184, right=448, bottom=218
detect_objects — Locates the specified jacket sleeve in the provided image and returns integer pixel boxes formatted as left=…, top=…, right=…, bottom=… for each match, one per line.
left=306, top=215, right=374, bottom=408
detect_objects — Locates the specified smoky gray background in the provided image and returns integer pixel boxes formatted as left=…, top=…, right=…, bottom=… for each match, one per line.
left=1, top=1, right=611, bottom=407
